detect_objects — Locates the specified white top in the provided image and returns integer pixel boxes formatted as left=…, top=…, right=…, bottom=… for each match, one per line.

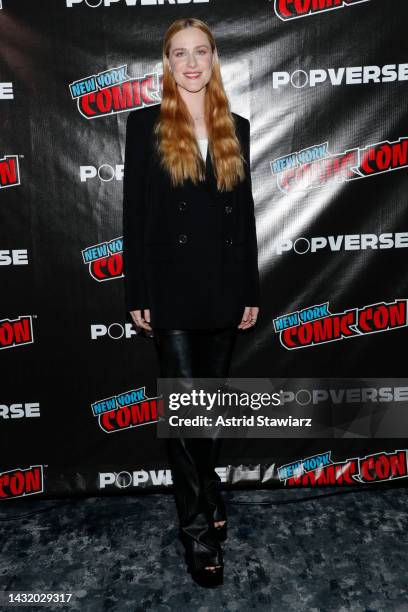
left=198, top=137, right=208, bottom=161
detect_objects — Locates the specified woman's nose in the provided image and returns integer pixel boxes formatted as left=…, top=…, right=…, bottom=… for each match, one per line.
left=186, top=53, right=198, bottom=68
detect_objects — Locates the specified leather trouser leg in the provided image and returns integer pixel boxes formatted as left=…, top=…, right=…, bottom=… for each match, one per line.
left=193, top=328, right=238, bottom=524
left=153, top=327, right=237, bottom=569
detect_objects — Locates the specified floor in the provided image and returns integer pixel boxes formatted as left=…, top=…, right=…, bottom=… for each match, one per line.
left=1, top=485, right=408, bottom=611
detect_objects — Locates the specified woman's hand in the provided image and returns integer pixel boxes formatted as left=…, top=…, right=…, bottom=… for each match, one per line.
left=130, top=309, right=152, bottom=332
left=238, top=306, right=259, bottom=330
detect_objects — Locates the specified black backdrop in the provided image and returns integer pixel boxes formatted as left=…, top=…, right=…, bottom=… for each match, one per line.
left=1, top=0, right=408, bottom=500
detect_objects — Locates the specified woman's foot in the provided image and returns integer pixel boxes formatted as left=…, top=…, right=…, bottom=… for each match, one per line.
left=183, top=547, right=224, bottom=587
left=205, top=530, right=224, bottom=568
left=203, top=488, right=228, bottom=541
left=187, top=565, right=224, bottom=587
left=204, top=564, right=222, bottom=571
left=213, top=518, right=227, bottom=542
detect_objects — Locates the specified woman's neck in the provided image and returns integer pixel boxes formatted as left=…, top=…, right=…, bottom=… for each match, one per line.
left=178, top=86, right=207, bottom=138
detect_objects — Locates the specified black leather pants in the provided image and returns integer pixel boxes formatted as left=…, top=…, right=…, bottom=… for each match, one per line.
left=153, top=327, right=237, bottom=569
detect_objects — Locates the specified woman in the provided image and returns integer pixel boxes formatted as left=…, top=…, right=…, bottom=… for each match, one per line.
left=122, top=17, right=260, bottom=587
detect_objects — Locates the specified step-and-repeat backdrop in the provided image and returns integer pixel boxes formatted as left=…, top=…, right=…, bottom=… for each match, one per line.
left=1, top=0, right=408, bottom=501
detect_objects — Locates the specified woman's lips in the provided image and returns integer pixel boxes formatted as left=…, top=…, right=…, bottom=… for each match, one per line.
left=184, top=73, right=201, bottom=79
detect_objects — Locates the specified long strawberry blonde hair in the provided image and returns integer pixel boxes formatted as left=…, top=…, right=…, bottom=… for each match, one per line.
left=154, top=17, right=246, bottom=192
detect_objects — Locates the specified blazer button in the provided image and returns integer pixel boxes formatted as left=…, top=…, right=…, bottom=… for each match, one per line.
left=225, top=205, right=232, bottom=214
left=178, top=201, right=188, bottom=212
left=178, top=233, right=188, bottom=245
left=225, top=237, right=232, bottom=246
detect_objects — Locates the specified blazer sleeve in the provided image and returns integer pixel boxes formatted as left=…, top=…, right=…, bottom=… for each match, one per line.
left=122, top=111, right=150, bottom=312
left=241, top=118, right=261, bottom=307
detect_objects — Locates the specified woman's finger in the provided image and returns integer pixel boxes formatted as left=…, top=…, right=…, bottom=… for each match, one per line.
left=238, top=306, right=259, bottom=330
left=238, top=306, right=251, bottom=329
left=130, top=309, right=152, bottom=331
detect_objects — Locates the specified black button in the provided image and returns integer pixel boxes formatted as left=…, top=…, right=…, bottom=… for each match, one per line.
left=178, top=201, right=188, bottom=212
left=225, top=237, right=232, bottom=246
left=225, top=205, right=232, bottom=214
left=178, top=233, right=188, bottom=245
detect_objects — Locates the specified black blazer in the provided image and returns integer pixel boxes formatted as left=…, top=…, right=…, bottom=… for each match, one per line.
left=122, top=104, right=260, bottom=329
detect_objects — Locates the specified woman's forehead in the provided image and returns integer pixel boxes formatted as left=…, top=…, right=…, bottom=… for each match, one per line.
left=170, top=28, right=210, bottom=50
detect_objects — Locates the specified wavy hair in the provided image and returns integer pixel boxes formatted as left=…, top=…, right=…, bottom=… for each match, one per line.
left=154, top=18, right=246, bottom=192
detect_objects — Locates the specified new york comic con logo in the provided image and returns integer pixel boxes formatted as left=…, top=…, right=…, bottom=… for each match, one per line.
left=0, top=316, right=34, bottom=350
left=69, top=65, right=161, bottom=119
left=273, top=299, right=408, bottom=349
left=0, top=465, right=44, bottom=500
left=91, top=386, right=163, bottom=433
left=82, top=236, right=123, bottom=282
left=271, top=137, right=408, bottom=193
left=274, top=0, right=370, bottom=20
left=278, top=450, right=408, bottom=486
left=0, top=155, right=20, bottom=189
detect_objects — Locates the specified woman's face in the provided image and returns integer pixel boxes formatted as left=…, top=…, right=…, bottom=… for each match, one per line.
left=168, top=27, right=214, bottom=94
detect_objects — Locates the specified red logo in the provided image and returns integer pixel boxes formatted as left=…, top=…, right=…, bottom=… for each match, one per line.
left=274, top=300, right=408, bottom=350
left=69, top=65, right=161, bottom=119
left=275, top=0, right=370, bottom=21
left=0, top=155, right=20, bottom=189
left=82, top=237, right=124, bottom=282
left=284, top=450, right=408, bottom=486
left=0, top=466, right=44, bottom=499
left=0, top=316, right=34, bottom=350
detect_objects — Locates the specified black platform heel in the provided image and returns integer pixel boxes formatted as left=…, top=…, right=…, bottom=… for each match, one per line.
left=180, top=531, right=224, bottom=588
left=185, top=556, right=224, bottom=588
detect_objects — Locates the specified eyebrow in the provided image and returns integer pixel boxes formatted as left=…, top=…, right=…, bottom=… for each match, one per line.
left=172, top=45, right=209, bottom=52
